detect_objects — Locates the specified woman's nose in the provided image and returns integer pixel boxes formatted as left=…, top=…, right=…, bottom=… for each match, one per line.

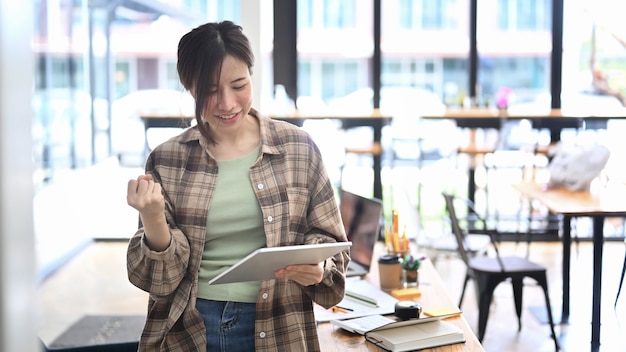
left=216, top=89, right=235, bottom=110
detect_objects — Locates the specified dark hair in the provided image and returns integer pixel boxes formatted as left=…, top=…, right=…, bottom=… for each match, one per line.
left=177, top=20, right=255, bottom=144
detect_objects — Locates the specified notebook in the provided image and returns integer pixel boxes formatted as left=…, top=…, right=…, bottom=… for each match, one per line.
left=330, top=312, right=460, bottom=335
left=331, top=314, right=465, bottom=352
left=339, top=190, right=383, bottom=277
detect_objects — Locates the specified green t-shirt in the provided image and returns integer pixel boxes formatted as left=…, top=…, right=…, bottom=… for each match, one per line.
left=197, top=146, right=266, bottom=303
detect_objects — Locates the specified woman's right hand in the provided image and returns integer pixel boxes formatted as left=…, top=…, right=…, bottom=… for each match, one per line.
left=127, top=174, right=171, bottom=251
left=127, top=174, right=165, bottom=219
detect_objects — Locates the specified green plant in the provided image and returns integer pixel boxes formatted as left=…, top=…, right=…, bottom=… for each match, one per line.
left=402, top=254, right=421, bottom=271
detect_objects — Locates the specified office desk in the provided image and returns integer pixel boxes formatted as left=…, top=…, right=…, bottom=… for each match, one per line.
left=422, top=108, right=626, bottom=142
left=316, top=243, right=485, bottom=351
left=140, top=110, right=392, bottom=200
left=421, top=108, right=589, bottom=128
left=269, top=110, right=392, bottom=200
left=512, top=182, right=626, bottom=352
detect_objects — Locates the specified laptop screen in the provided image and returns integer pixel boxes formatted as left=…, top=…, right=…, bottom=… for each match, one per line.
left=339, top=191, right=383, bottom=270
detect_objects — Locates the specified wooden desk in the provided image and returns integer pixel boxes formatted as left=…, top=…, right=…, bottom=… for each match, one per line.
left=316, top=243, right=485, bottom=351
left=422, top=108, right=626, bottom=142
left=140, top=110, right=392, bottom=200
left=512, top=182, right=626, bottom=352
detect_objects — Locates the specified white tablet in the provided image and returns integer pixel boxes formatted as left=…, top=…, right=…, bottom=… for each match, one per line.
left=208, top=242, right=352, bottom=285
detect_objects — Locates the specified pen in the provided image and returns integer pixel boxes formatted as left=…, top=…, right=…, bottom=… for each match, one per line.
left=345, top=290, right=379, bottom=307
left=335, top=305, right=354, bottom=312
left=331, top=306, right=349, bottom=313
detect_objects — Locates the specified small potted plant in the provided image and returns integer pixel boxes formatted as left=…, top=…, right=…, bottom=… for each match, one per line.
left=402, top=254, right=422, bottom=287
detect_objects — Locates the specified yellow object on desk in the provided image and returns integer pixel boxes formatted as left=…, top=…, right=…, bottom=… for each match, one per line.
left=331, top=306, right=350, bottom=313
left=390, top=287, right=422, bottom=300
left=423, top=307, right=462, bottom=318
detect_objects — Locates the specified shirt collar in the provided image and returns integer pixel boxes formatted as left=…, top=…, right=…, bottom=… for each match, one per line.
left=177, top=108, right=285, bottom=157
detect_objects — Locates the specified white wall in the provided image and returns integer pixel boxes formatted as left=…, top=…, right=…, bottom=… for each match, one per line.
left=0, top=1, right=38, bottom=351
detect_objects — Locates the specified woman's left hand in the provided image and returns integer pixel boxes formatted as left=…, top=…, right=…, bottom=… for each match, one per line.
left=274, top=262, right=324, bottom=286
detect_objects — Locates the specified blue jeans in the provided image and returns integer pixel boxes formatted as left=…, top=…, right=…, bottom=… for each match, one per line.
left=195, top=298, right=256, bottom=352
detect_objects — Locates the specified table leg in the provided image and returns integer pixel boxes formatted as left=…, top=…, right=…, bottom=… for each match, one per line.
left=373, top=154, right=382, bottom=200
left=590, top=215, right=604, bottom=351
left=143, top=126, right=150, bottom=159
left=562, top=215, right=571, bottom=324
left=468, top=167, right=476, bottom=204
left=372, top=120, right=383, bottom=200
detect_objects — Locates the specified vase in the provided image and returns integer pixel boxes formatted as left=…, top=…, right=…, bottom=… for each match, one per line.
left=403, top=269, right=419, bottom=288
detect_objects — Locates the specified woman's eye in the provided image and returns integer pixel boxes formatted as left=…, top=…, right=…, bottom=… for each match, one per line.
left=234, top=84, right=246, bottom=90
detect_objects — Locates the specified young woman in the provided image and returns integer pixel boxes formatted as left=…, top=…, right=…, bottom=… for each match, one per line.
left=126, top=21, right=349, bottom=351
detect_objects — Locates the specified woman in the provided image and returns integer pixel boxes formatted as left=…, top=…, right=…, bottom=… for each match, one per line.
left=126, top=21, right=349, bottom=351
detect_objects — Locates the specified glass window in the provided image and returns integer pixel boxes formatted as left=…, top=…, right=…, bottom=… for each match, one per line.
left=497, top=0, right=550, bottom=30
left=33, top=0, right=241, bottom=181
left=322, top=0, right=356, bottom=28
left=478, top=0, right=551, bottom=111
left=422, top=0, right=445, bottom=29
left=297, top=0, right=314, bottom=29
left=295, top=0, right=358, bottom=30
left=296, top=0, right=370, bottom=108
left=382, top=0, right=466, bottom=110
left=164, top=60, right=184, bottom=91
left=204, top=0, right=240, bottom=23
left=115, top=61, right=132, bottom=99
left=397, top=0, right=454, bottom=30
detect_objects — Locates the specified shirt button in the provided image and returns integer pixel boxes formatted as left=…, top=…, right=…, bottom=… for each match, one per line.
left=262, top=292, right=268, bottom=299
left=267, top=216, right=273, bottom=222
left=259, top=332, right=266, bottom=338
left=257, top=183, right=264, bottom=190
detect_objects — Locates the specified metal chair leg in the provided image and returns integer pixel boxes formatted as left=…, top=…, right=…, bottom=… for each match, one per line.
left=615, top=247, right=626, bottom=308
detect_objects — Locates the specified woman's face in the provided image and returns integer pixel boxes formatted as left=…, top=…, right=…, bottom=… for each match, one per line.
left=203, top=55, right=253, bottom=129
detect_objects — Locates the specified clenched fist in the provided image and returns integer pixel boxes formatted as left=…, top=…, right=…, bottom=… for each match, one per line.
left=127, top=174, right=170, bottom=251
left=127, top=174, right=165, bottom=219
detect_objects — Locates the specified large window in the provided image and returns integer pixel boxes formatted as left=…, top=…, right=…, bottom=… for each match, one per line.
left=381, top=0, right=465, bottom=110
left=33, top=0, right=241, bottom=183
left=33, top=0, right=626, bottom=185
left=296, top=0, right=371, bottom=109
left=478, top=0, right=552, bottom=111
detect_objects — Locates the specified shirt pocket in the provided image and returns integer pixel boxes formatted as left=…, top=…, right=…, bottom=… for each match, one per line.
left=285, top=186, right=310, bottom=243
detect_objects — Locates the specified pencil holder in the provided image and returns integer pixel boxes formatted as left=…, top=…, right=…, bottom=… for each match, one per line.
left=387, top=249, right=409, bottom=258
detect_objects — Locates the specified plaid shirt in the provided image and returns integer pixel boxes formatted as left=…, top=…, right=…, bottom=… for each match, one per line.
left=127, top=109, right=349, bottom=351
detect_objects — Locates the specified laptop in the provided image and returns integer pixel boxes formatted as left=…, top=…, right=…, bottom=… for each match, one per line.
left=339, top=190, right=384, bottom=277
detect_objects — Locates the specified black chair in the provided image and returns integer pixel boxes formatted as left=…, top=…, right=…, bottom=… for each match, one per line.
left=442, top=192, right=560, bottom=351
